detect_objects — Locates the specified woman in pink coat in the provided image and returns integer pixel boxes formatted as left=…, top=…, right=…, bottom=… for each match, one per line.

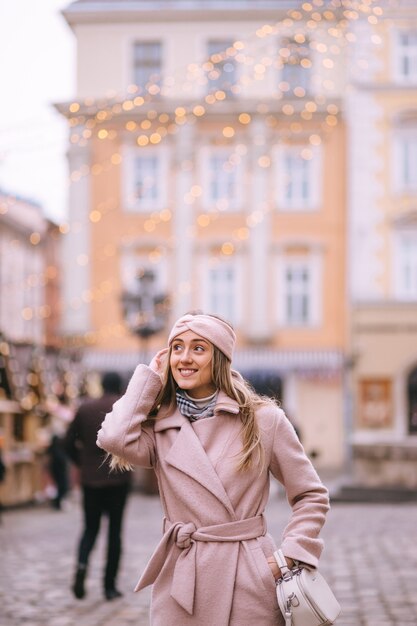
left=97, top=312, right=330, bottom=625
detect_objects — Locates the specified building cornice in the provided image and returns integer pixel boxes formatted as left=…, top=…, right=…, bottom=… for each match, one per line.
left=351, top=82, right=417, bottom=94
left=353, top=300, right=417, bottom=310
left=0, top=195, right=47, bottom=238
left=381, top=0, right=417, bottom=20
left=55, top=97, right=342, bottom=121
left=63, top=1, right=297, bottom=27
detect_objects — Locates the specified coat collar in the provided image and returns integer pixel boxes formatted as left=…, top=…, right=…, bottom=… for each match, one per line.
left=153, top=410, right=186, bottom=432
left=214, top=390, right=240, bottom=416
left=153, top=390, right=239, bottom=433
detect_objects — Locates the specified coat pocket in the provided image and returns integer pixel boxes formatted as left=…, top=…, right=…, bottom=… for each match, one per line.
left=250, top=544, right=277, bottom=595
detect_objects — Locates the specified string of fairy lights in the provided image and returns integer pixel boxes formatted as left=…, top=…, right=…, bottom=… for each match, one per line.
left=0, top=0, right=387, bottom=347
left=62, top=0, right=381, bottom=165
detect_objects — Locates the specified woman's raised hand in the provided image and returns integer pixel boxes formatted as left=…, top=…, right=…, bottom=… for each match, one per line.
left=149, top=348, right=169, bottom=376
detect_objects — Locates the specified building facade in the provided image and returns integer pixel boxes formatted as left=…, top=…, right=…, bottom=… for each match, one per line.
left=347, top=0, right=417, bottom=486
left=58, top=0, right=358, bottom=471
left=0, top=193, right=51, bottom=345
left=0, top=191, right=65, bottom=505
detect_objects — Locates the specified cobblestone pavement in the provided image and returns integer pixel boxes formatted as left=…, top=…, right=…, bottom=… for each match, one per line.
left=1, top=489, right=417, bottom=626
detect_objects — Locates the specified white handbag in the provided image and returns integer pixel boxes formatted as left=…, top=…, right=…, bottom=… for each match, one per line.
left=274, top=549, right=341, bottom=626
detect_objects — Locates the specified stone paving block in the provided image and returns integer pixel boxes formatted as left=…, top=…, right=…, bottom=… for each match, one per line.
left=1, top=493, right=417, bottom=625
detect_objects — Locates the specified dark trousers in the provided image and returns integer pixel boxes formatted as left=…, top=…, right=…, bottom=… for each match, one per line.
left=50, top=461, right=69, bottom=509
left=77, top=484, right=129, bottom=590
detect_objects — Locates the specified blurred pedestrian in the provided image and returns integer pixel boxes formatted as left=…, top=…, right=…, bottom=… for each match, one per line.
left=97, top=312, right=329, bottom=625
left=64, top=372, right=132, bottom=601
left=46, top=433, right=69, bottom=510
left=0, top=448, right=5, bottom=480
left=45, top=393, right=73, bottom=508
left=0, top=444, right=6, bottom=523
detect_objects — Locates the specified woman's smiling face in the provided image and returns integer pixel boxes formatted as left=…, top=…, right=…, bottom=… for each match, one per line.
left=170, top=330, right=216, bottom=399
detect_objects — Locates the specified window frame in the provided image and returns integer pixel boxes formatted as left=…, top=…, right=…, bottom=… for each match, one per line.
left=393, top=228, right=417, bottom=301
left=199, top=252, right=243, bottom=326
left=277, top=251, right=322, bottom=328
left=200, top=146, right=244, bottom=212
left=132, top=41, right=162, bottom=90
left=273, top=144, right=322, bottom=211
left=393, top=127, right=417, bottom=193
left=279, top=37, right=311, bottom=95
left=206, top=39, right=237, bottom=96
left=123, top=144, right=169, bottom=213
left=393, top=29, right=417, bottom=83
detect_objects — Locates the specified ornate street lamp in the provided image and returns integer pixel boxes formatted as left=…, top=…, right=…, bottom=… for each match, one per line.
left=121, top=269, right=169, bottom=361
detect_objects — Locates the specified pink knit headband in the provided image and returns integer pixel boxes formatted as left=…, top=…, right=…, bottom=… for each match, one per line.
left=168, top=314, right=236, bottom=361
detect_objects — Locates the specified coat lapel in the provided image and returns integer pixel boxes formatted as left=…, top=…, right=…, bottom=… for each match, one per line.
left=165, top=419, right=236, bottom=518
left=155, top=396, right=239, bottom=518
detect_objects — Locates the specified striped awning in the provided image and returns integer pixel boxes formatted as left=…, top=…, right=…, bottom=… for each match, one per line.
left=82, top=348, right=345, bottom=374
left=234, top=349, right=344, bottom=373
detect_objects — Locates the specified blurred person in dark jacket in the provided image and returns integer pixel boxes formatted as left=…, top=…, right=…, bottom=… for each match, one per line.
left=47, top=434, right=69, bottom=510
left=0, top=443, right=6, bottom=523
left=64, top=372, right=132, bottom=601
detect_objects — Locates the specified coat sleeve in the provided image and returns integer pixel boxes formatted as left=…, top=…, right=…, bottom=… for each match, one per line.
left=96, top=364, right=162, bottom=468
left=269, top=408, right=330, bottom=568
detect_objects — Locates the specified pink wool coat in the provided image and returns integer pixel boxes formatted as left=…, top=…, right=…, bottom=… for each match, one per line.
left=97, top=365, right=330, bottom=626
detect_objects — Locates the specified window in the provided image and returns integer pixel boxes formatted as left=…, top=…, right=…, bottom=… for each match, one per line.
left=394, top=132, right=417, bottom=192
left=208, top=264, right=236, bottom=324
left=133, top=42, right=162, bottom=89
left=284, top=154, right=309, bottom=204
left=277, top=253, right=321, bottom=327
left=275, top=145, right=321, bottom=210
left=394, top=231, right=417, bottom=300
left=199, top=253, right=242, bottom=326
left=202, top=148, right=242, bottom=210
left=124, top=147, right=167, bottom=212
left=209, top=155, right=236, bottom=203
left=280, top=38, right=311, bottom=94
left=207, top=40, right=236, bottom=95
left=395, top=31, right=417, bottom=82
left=134, top=156, right=159, bottom=203
left=285, top=263, right=310, bottom=325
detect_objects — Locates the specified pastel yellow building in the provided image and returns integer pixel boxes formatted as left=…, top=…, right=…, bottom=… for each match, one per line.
left=58, top=0, right=355, bottom=470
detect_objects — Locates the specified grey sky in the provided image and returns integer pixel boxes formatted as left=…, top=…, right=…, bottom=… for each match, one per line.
left=0, top=0, right=75, bottom=222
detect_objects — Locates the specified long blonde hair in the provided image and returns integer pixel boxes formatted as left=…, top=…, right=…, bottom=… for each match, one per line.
left=110, top=316, right=275, bottom=472
left=211, top=347, right=272, bottom=471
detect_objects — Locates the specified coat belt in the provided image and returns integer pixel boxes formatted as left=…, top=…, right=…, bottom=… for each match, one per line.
left=134, top=514, right=267, bottom=615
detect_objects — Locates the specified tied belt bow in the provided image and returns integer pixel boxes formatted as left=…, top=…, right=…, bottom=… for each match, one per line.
left=134, top=514, right=267, bottom=615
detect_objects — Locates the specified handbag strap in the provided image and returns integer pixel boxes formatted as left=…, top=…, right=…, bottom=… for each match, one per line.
left=275, top=549, right=294, bottom=626
left=274, top=549, right=291, bottom=578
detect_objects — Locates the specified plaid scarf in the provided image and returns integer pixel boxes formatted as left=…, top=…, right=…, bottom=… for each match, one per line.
left=176, top=390, right=218, bottom=422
